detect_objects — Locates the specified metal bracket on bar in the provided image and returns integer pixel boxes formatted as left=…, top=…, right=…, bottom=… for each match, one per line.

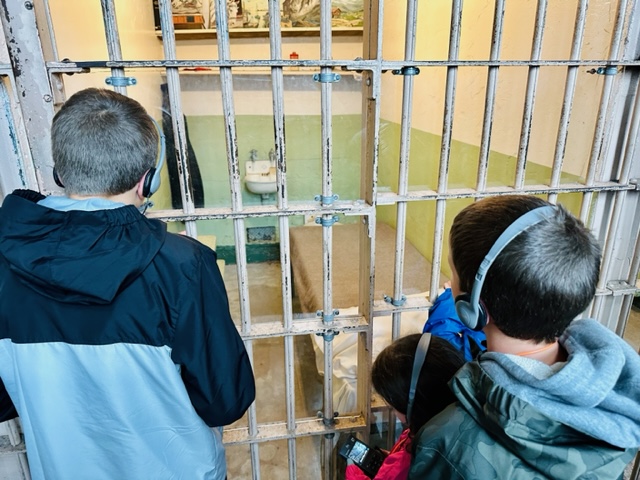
left=317, top=411, right=339, bottom=428
left=629, top=178, right=640, bottom=191
left=315, top=215, right=340, bottom=227
left=314, top=194, right=339, bottom=205
left=383, top=294, right=407, bottom=307
left=313, top=73, right=341, bottom=83
left=105, top=76, right=137, bottom=87
left=586, top=66, right=618, bottom=76
left=392, top=66, right=420, bottom=76
left=606, top=280, right=638, bottom=297
left=316, top=308, right=340, bottom=325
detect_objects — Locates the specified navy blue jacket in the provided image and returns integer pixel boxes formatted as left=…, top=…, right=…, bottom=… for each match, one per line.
left=0, top=189, right=255, bottom=479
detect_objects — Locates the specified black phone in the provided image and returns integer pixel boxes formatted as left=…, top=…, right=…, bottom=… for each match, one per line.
left=339, top=434, right=387, bottom=479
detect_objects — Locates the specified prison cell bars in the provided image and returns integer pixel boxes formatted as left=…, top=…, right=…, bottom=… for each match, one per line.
left=157, top=0, right=199, bottom=238
left=1, top=0, right=631, bottom=478
left=580, top=0, right=631, bottom=222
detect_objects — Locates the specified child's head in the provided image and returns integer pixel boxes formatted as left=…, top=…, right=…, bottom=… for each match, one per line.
left=52, top=88, right=159, bottom=196
left=372, top=334, right=464, bottom=435
left=449, top=195, right=601, bottom=343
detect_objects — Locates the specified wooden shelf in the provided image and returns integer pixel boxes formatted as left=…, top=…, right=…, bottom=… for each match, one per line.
left=155, top=27, right=363, bottom=40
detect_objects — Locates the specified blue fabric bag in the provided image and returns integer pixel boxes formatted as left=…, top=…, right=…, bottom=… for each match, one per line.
left=423, top=288, right=486, bottom=361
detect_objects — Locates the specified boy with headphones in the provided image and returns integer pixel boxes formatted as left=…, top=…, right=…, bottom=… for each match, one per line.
left=408, top=195, right=640, bottom=480
left=0, top=88, right=255, bottom=479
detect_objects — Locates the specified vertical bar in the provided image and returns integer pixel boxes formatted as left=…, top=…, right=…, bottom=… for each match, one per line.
left=100, top=0, right=126, bottom=96
left=316, top=0, right=336, bottom=475
left=514, top=0, right=548, bottom=189
left=580, top=0, right=630, bottom=221
left=0, top=77, right=37, bottom=191
left=0, top=0, right=56, bottom=192
left=356, top=0, right=383, bottom=454
left=211, top=0, right=260, bottom=476
left=390, top=0, right=419, bottom=341
left=157, top=0, right=198, bottom=239
left=476, top=0, right=505, bottom=191
left=548, top=0, right=588, bottom=204
left=267, top=3, right=297, bottom=478
left=431, top=0, right=463, bottom=301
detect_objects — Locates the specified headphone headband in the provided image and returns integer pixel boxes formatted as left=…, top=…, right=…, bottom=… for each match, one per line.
left=455, top=205, right=557, bottom=330
left=406, top=333, right=431, bottom=424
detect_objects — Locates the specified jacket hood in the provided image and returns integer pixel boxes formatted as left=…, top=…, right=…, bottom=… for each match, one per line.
left=0, top=190, right=166, bottom=305
left=475, top=318, right=640, bottom=449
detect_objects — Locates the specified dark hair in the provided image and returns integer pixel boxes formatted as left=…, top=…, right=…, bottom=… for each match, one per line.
left=51, top=88, right=158, bottom=196
left=372, top=334, right=465, bottom=436
left=449, top=195, right=602, bottom=342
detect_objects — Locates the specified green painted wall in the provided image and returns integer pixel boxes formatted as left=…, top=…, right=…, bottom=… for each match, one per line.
left=153, top=115, right=583, bottom=269
left=376, top=121, right=583, bottom=278
left=153, top=114, right=364, bottom=248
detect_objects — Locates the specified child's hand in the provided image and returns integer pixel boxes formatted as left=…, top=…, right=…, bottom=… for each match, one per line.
left=443, top=281, right=451, bottom=290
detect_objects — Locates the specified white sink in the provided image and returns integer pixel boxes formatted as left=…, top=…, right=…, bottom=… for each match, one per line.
left=245, top=160, right=277, bottom=196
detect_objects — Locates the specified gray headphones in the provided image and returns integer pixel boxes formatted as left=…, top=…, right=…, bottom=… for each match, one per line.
left=406, top=333, right=432, bottom=424
left=454, top=205, right=557, bottom=331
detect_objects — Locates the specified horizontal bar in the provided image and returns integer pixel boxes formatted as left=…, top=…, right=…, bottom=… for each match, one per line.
left=155, top=27, right=364, bottom=40
left=223, top=414, right=367, bottom=445
left=146, top=201, right=374, bottom=222
left=47, top=59, right=640, bottom=71
left=236, top=298, right=431, bottom=340
left=376, top=182, right=635, bottom=205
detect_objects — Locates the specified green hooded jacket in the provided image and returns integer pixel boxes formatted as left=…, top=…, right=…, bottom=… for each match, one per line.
left=408, top=319, right=640, bottom=480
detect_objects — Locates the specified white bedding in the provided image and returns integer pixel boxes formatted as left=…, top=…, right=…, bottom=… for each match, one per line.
left=311, top=297, right=429, bottom=414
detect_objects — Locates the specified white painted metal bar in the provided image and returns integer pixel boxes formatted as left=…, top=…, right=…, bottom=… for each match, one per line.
left=0, top=0, right=56, bottom=193
left=515, top=0, right=548, bottom=189
left=56, top=58, right=640, bottom=69
left=266, top=2, right=297, bottom=477
left=157, top=0, right=197, bottom=238
left=431, top=0, right=463, bottom=300
left=316, top=0, right=338, bottom=475
left=99, top=0, right=126, bottom=96
left=476, top=0, right=505, bottom=192
left=211, top=0, right=259, bottom=475
left=548, top=0, right=588, bottom=205
left=0, top=77, right=36, bottom=191
left=389, top=0, right=419, bottom=342
left=580, top=0, right=631, bottom=222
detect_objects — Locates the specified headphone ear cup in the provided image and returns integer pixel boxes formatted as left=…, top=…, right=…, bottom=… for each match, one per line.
left=475, top=301, right=488, bottom=331
left=142, top=168, right=157, bottom=198
left=455, top=293, right=479, bottom=330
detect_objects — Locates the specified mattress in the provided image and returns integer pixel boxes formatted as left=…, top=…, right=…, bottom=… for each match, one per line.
left=289, top=222, right=439, bottom=313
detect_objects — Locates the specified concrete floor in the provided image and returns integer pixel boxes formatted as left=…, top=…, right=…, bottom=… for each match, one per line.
left=221, top=261, right=640, bottom=479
